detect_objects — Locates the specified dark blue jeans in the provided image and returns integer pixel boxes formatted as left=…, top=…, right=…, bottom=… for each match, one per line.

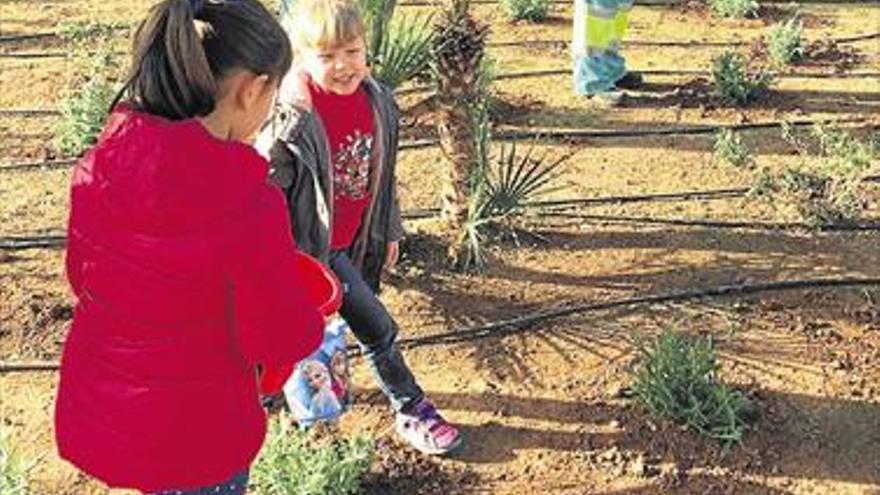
left=330, top=250, right=424, bottom=413
left=150, top=470, right=248, bottom=495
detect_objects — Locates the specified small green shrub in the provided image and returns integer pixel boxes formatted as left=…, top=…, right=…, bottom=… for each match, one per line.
left=53, top=22, right=122, bottom=158
left=58, top=19, right=125, bottom=45
left=1, top=431, right=30, bottom=495
left=712, top=51, right=773, bottom=106
left=714, top=128, right=753, bottom=168
left=502, top=0, right=550, bottom=22
left=53, top=78, right=117, bottom=157
left=251, top=418, right=374, bottom=495
left=708, top=0, right=759, bottom=18
left=748, top=123, right=875, bottom=228
left=766, top=17, right=804, bottom=67
left=632, top=329, right=754, bottom=447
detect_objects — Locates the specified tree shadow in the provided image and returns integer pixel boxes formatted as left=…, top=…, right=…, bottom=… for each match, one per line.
left=484, top=227, right=878, bottom=293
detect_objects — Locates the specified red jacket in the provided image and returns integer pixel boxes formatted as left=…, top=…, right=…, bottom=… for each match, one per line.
left=55, top=105, right=333, bottom=492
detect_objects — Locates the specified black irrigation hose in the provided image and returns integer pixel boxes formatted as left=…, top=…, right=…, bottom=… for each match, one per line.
left=0, top=159, right=77, bottom=172
left=392, top=277, right=880, bottom=351
left=3, top=29, right=877, bottom=60
left=0, top=234, right=67, bottom=250
left=488, top=32, right=880, bottom=49
left=0, top=115, right=868, bottom=170
left=0, top=361, right=60, bottom=372
left=398, top=116, right=867, bottom=150
left=0, top=108, right=61, bottom=117
left=0, top=50, right=126, bottom=60
left=393, top=69, right=880, bottom=96
left=4, top=276, right=879, bottom=373
left=0, top=51, right=66, bottom=59
left=541, top=212, right=880, bottom=232
left=6, top=172, right=879, bottom=250
left=0, top=32, right=55, bottom=43
left=0, top=187, right=751, bottom=250
left=494, top=68, right=880, bottom=81
left=400, top=186, right=749, bottom=220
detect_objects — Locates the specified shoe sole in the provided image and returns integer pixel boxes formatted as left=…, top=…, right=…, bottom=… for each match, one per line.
left=396, top=425, right=464, bottom=456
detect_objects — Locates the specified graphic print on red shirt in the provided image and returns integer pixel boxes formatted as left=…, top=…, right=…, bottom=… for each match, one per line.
left=308, top=79, right=374, bottom=249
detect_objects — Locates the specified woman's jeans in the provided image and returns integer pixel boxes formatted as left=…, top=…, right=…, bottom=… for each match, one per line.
left=329, top=250, right=424, bottom=413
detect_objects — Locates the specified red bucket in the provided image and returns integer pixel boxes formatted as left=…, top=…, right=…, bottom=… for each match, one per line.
left=259, top=251, right=342, bottom=395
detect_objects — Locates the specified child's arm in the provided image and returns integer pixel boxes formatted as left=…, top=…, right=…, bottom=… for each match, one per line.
left=384, top=92, right=405, bottom=271
left=225, top=184, right=326, bottom=367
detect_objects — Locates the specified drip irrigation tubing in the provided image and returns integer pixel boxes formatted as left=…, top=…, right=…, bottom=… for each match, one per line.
left=393, top=69, right=880, bottom=96
left=5, top=276, right=879, bottom=373
left=2, top=116, right=865, bottom=170
left=6, top=173, right=879, bottom=250
left=0, top=50, right=126, bottom=60
left=540, top=212, right=880, bottom=232
left=0, top=108, right=61, bottom=117
left=487, top=32, right=880, bottom=49
left=494, top=68, right=880, bottom=82
left=0, top=234, right=67, bottom=250
left=392, top=277, right=880, bottom=351
left=400, top=187, right=750, bottom=220
left=0, top=159, right=77, bottom=172
left=0, top=186, right=744, bottom=249
left=397, top=116, right=868, bottom=150
left=3, top=30, right=877, bottom=60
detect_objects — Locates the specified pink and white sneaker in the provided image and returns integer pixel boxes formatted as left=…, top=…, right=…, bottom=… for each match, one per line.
left=395, top=399, right=463, bottom=455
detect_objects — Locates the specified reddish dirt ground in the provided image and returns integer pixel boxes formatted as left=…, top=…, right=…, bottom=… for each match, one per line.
left=1, top=1, right=879, bottom=494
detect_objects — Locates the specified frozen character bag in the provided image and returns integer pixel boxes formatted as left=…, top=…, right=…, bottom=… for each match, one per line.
left=258, top=252, right=342, bottom=396
left=283, top=317, right=352, bottom=426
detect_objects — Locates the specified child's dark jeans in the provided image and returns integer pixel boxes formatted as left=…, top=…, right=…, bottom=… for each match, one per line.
left=329, top=250, right=425, bottom=413
left=150, top=470, right=248, bottom=495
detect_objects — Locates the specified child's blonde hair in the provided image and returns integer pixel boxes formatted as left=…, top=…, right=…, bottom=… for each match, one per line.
left=287, top=0, right=366, bottom=52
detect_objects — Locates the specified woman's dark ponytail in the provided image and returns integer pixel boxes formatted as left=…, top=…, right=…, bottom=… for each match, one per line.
left=117, top=0, right=292, bottom=121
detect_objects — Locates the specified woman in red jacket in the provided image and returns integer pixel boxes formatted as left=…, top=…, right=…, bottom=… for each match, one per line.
left=54, top=1, right=338, bottom=493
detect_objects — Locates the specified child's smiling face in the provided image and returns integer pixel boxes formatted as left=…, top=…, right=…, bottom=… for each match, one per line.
left=301, top=37, right=368, bottom=96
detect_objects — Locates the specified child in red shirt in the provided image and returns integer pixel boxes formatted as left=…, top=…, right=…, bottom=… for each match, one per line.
left=262, top=0, right=462, bottom=455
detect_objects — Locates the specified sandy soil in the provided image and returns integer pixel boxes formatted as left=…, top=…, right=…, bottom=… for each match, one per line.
left=1, top=1, right=879, bottom=494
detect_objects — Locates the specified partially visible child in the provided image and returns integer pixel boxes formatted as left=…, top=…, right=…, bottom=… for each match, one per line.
left=54, top=1, right=338, bottom=493
left=262, top=0, right=462, bottom=455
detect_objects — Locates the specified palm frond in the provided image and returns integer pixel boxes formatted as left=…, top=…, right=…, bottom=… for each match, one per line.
left=484, top=143, right=569, bottom=218
left=373, top=14, right=434, bottom=89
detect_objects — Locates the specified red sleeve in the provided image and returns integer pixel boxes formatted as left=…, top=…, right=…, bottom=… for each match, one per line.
left=226, top=184, right=328, bottom=367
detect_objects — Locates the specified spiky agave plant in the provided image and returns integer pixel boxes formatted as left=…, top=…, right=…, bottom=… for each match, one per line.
left=431, top=0, right=490, bottom=267
left=463, top=107, right=568, bottom=270
left=358, top=0, right=434, bottom=89
left=372, top=14, right=435, bottom=89
left=483, top=142, right=568, bottom=218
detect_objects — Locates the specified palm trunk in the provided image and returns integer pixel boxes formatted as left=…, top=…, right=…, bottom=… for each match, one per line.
left=431, top=0, right=488, bottom=267
left=437, top=99, right=476, bottom=264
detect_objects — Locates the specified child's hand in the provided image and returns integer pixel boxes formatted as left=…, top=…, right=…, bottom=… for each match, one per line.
left=383, top=241, right=399, bottom=274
